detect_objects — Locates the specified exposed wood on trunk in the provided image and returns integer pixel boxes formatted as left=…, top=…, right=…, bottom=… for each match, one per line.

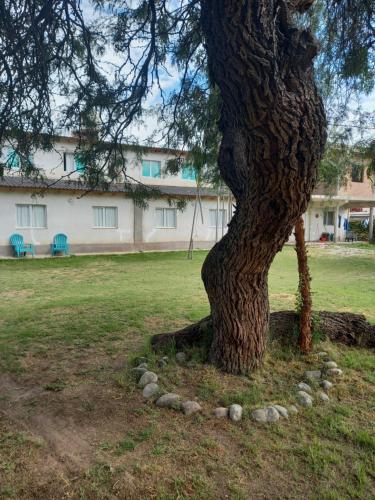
left=294, top=216, right=313, bottom=354
left=151, top=311, right=375, bottom=352
left=198, top=0, right=326, bottom=373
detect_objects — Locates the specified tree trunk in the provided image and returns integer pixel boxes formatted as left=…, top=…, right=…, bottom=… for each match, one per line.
left=199, top=0, right=326, bottom=373
left=294, top=216, right=313, bottom=353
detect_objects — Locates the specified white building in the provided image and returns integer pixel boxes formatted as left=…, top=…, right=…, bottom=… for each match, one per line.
left=0, top=136, right=374, bottom=257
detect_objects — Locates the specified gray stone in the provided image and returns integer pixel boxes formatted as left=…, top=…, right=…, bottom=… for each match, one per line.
left=266, top=407, right=280, bottom=422
left=131, top=367, right=147, bottom=379
left=318, top=391, right=330, bottom=403
left=142, top=383, right=160, bottom=399
left=176, top=352, right=186, bottom=363
left=273, top=405, right=289, bottom=419
left=162, top=356, right=169, bottom=362
left=229, top=404, right=243, bottom=422
left=297, top=382, right=313, bottom=393
left=157, top=359, right=167, bottom=369
left=138, top=371, right=158, bottom=388
left=327, top=368, right=343, bottom=377
left=317, top=351, right=328, bottom=357
left=251, top=409, right=268, bottom=423
left=155, top=393, right=181, bottom=409
left=305, top=370, right=321, bottom=380
left=321, top=380, right=333, bottom=391
left=137, top=362, right=148, bottom=369
left=296, top=390, right=313, bottom=407
left=288, top=405, right=299, bottom=415
left=323, top=361, right=338, bottom=369
left=213, top=407, right=229, bottom=418
left=181, top=400, right=202, bottom=416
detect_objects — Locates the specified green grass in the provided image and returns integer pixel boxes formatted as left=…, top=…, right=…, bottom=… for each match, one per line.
left=0, top=245, right=374, bottom=499
left=0, top=245, right=374, bottom=372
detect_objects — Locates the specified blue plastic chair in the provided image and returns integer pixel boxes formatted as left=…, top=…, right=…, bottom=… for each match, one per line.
left=51, top=233, right=69, bottom=256
left=10, top=234, right=35, bottom=258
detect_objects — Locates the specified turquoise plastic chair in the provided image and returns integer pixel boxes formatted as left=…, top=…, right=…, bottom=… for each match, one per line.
left=10, top=234, right=35, bottom=258
left=51, top=233, right=69, bottom=256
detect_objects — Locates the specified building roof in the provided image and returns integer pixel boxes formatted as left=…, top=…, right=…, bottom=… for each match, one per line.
left=0, top=175, right=219, bottom=198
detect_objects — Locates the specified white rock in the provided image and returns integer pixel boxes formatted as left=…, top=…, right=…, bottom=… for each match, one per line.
left=273, top=405, right=289, bottom=419
left=318, top=391, right=330, bottom=403
left=327, top=368, right=343, bottom=377
left=155, top=393, right=181, bottom=408
left=212, top=407, right=229, bottom=418
left=266, top=407, right=280, bottom=422
left=176, top=352, right=186, bottom=363
left=305, top=370, right=321, bottom=380
left=297, top=382, right=313, bottom=393
left=317, top=351, right=328, bottom=357
left=137, top=362, right=148, bottom=369
left=181, top=401, right=202, bottom=416
left=138, top=371, right=158, bottom=388
left=296, top=391, right=313, bottom=407
left=252, top=409, right=267, bottom=423
left=142, top=383, right=159, bottom=399
left=321, top=380, right=333, bottom=391
left=229, top=404, right=243, bottom=422
left=324, top=361, right=338, bottom=369
left=288, top=405, right=299, bottom=415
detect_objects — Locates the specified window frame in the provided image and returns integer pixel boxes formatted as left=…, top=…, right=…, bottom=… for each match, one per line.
left=16, top=204, right=47, bottom=229
left=63, top=151, right=85, bottom=173
left=155, top=207, right=177, bottom=229
left=142, top=159, right=161, bottom=178
left=351, top=165, right=364, bottom=183
left=323, top=210, right=335, bottom=226
left=209, top=208, right=228, bottom=228
left=93, top=206, right=118, bottom=229
left=181, top=165, right=196, bottom=181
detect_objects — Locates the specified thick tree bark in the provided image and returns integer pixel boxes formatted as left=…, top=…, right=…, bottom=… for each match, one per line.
left=151, top=311, right=375, bottom=351
left=294, top=216, right=313, bottom=354
left=199, top=1, right=326, bottom=373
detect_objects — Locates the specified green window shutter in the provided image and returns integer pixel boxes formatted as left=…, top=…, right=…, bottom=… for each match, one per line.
left=142, top=160, right=151, bottom=177
left=182, top=165, right=196, bottom=180
left=7, top=148, right=20, bottom=169
left=74, top=155, right=85, bottom=172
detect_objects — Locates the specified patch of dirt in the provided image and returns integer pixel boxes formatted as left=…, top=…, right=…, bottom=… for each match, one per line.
left=321, top=245, right=375, bottom=257
left=0, top=289, right=34, bottom=299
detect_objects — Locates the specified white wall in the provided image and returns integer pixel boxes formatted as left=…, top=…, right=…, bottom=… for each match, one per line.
left=142, top=198, right=228, bottom=244
left=289, top=204, right=349, bottom=242
left=0, top=189, right=134, bottom=248
left=2, top=140, right=200, bottom=187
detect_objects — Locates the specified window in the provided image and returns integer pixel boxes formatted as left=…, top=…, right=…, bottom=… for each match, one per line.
left=93, top=206, right=118, bottom=228
left=142, top=160, right=161, bottom=178
left=64, top=152, right=85, bottom=172
left=16, top=204, right=47, bottom=228
left=155, top=208, right=177, bottom=228
left=323, top=211, right=334, bottom=226
left=209, top=209, right=227, bottom=228
left=181, top=165, right=196, bottom=181
left=351, top=165, right=364, bottom=183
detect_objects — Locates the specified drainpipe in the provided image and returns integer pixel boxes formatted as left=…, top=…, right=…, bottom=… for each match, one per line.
left=333, top=205, right=339, bottom=242
left=369, top=207, right=374, bottom=242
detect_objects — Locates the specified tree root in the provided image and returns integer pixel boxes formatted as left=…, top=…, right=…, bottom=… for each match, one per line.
left=150, top=311, right=375, bottom=352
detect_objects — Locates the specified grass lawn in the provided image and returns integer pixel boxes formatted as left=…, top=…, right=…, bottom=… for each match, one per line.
left=0, top=245, right=374, bottom=499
